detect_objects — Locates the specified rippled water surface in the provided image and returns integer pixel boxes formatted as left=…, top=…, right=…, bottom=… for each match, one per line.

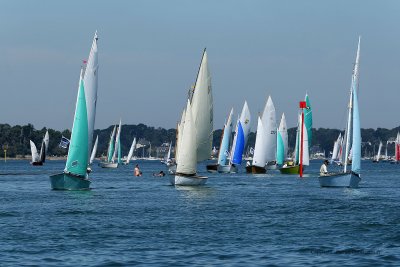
left=1, top=159, right=399, bottom=266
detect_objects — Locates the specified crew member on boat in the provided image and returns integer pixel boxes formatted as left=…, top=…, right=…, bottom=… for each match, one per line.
left=320, top=160, right=329, bottom=176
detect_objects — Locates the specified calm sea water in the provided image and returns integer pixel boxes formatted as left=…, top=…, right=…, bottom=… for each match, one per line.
left=0, top=159, right=399, bottom=266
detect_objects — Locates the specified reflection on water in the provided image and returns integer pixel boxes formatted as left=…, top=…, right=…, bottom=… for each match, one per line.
left=175, top=185, right=215, bottom=200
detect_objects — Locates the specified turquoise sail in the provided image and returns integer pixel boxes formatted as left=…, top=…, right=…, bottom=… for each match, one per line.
left=276, top=132, right=284, bottom=165
left=351, top=86, right=361, bottom=174
left=107, top=128, right=115, bottom=162
left=117, top=138, right=122, bottom=164
left=304, top=94, right=312, bottom=149
left=64, top=79, right=89, bottom=177
left=232, top=122, right=245, bottom=165
left=218, top=127, right=231, bottom=166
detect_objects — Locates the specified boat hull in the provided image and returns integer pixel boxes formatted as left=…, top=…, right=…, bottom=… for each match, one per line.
left=168, top=164, right=177, bottom=174
left=206, top=163, right=218, bottom=173
left=266, top=162, right=277, bottom=170
left=245, top=165, right=266, bottom=174
left=31, top=161, right=43, bottom=166
left=318, top=172, right=361, bottom=188
left=217, top=164, right=237, bottom=173
left=170, top=174, right=208, bottom=186
left=49, top=173, right=91, bottom=190
left=279, top=165, right=300, bottom=174
left=99, top=162, right=118, bottom=168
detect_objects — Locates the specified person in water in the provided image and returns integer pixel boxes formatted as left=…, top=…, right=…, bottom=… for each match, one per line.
left=153, top=171, right=165, bottom=177
left=320, top=160, right=329, bottom=176
left=134, top=164, right=142, bottom=176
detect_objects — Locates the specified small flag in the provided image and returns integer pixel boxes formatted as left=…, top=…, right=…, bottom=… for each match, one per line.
left=59, top=136, right=70, bottom=149
left=83, top=60, right=87, bottom=64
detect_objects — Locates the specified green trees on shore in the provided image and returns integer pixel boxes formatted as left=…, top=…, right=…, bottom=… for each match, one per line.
left=0, top=123, right=399, bottom=158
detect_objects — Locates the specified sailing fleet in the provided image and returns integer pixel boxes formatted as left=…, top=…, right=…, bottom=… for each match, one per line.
left=20, top=33, right=377, bottom=190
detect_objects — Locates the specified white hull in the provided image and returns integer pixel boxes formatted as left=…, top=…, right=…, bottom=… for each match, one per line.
left=217, top=164, right=237, bottom=173
left=266, top=163, right=278, bottom=170
left=99, top=162, right=118, bottom=168
left=170, top=174, right=208, bottom=186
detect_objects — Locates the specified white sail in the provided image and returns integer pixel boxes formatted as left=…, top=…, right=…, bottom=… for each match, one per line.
left=44, top=130, right=49, bottom=154
left=89, top=135, right=98, bottom=164
left=331, top=133, right=341, bottom=161
left=190, top=49, right=213, bottom=162
left=176, top=108, right=186, bottom=164
left=301, top=114, right=310, bottom=166
left=176, top=100, right=197, bottom=175
left=278, top=113, right=288, bottom=160
left=126, top=137, right=137, bottom=164
left=230, top=101, right=251, bottom=162
left=252, top=117, right=268, bottom=167
left=83, top=31, right=99, bottom=161
left=240, top=101, right=251, bottom=146
left=261, top=96, right=277, bottom=162
left=30, top=140, right=40, bottom=162
left=376, top=141, right=383, bottom=161
left=166, top=142, right=172, bottom=161
left=112, top=120, right=122, bottom=162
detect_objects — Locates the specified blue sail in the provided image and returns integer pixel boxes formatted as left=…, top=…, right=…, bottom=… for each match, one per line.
left=351, top=86, right=361, bottom=174
left=218, top=127, right=231, bottom=166
left=232, top=122, right=245, bottom=164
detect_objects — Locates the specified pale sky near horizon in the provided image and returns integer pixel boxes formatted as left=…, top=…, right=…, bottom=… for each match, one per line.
left=1, top=0, right=399, bottom=131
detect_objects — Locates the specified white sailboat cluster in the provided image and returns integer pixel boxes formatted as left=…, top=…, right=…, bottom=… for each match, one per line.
left=100, top=120, right=122, bottom=168
left=330, top=133, right=344, bottom=165
left=171, top=49, right=213, bottom=186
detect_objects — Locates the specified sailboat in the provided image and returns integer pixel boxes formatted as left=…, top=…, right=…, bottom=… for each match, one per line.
left=99, top=120, right=121, bottom=168
left=276, top=113, right=288, bottom=166
left=30, top=130, right=49, bottom=166
left=50, top=32, right=98, bottom=190
left=372, top=141, right=383, bottom=163
left=89, top=135, right=98, bottom=165
left=319, top=37, right=362, bottom=188
left=206, top=108, right=233, bottom=172
left=171, top=100, right=207, bottom=185
left=279, top=111, right=309, bottom=174
left=124, top=137, right=137, bottom=165
left=330, top=133, right=344, bottom=165
left=227, top=101, right=251, bottom=173
left=246, top=96, right=276, bottom=173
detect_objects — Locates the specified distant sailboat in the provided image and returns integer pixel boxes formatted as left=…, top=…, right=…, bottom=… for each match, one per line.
left=89, top=135, right=98, bottom=165
left=227, top=101, right=251, bottom=173
left=304, top=93, right=313, bottom=150
left=99, top=120, right=121, bottom=168
left=276, top=113, right=288, bottom=165
left=372, top=141, right=383, bottom=163
left=319, top=37, right=362, bottom=188
left=392, top=133, right=400, bottom=164
left=279, top=111, right=309, bottom=174
left=124, top=137, right=137, bottom=165
left=30, top=130, right=49, bottom=166
left=330, top=133, right=344, bottom=165
left=246, top=96, right=276, bottom=173
left=206, top=108, right=233, bottom=172
left=171, top=100, right=207, bottom=185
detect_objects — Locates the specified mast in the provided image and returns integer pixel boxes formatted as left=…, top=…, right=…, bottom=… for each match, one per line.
left=344, top=36, right=360, bottom=173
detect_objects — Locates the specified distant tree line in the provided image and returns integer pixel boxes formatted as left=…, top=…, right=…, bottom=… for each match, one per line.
left=1, top=123, right=399, bottom=158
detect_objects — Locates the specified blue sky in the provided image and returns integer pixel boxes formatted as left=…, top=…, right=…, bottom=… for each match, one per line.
left=1, top=0, right=399, bottom=131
